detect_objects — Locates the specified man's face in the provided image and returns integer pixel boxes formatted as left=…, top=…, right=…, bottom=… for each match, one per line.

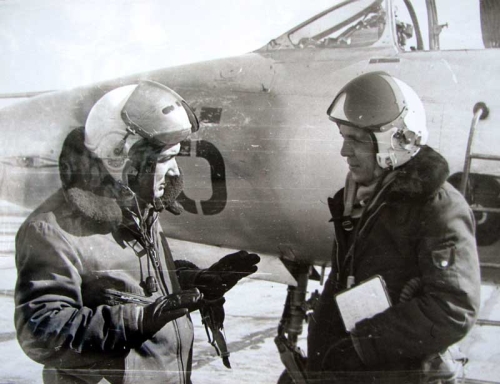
left=339, top=124, right=383, bottom=185
left=154, top=143, right=181, bottom=199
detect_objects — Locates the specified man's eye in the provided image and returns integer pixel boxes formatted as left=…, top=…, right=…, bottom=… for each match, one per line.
left=157, top=156, right=173, bottom=163
left=351, top=137, right=371, bottom=144
left=345, top=138, right=360, bottom=144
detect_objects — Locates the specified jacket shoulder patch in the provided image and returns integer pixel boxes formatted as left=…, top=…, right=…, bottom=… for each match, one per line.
left=431, top=246, right=455, bottom=270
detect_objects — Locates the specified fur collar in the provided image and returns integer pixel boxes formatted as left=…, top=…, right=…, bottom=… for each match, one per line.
left=386, top=145, right=450, bottom=202
left=64, top=187, right=123, bottom=227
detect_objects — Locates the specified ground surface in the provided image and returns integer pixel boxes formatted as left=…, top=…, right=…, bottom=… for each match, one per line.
left=0, top=200, right=499, bottom=384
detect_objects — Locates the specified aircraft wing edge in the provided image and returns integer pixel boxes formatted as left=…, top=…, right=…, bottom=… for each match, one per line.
left=0, top=90, right=56, bottom=99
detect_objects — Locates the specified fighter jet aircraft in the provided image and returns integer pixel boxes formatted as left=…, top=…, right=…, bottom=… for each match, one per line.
left=1, top=0, right=500, bottom=382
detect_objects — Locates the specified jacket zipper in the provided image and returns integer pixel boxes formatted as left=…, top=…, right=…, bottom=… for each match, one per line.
left=125, top=206, right=188, bottom=383
left=150, top=220, right=186, bottom=384
left=341, top=202, right=387, bottom=285
left=339, top=174, right=396, bottom=286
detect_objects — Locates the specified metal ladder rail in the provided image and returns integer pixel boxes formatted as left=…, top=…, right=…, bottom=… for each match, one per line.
left=459, top=102, right=500, bottom=271
left=459, top=102, right=499, bottom=216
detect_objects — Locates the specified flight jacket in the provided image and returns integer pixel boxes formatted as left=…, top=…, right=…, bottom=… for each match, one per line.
left=14, top=129, right=194, bottom=384
left=307, top=146, right=481, bottom=382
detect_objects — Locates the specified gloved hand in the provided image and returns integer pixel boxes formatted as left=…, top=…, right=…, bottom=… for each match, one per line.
left=194, top=250, right=260, bottom=300
left=142, top=288, right=202, bottom=337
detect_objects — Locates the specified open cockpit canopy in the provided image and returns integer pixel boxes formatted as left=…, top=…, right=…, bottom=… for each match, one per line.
left=262, top=0, right=500, bottom=52
left=263, top=0, right=386, bottom=50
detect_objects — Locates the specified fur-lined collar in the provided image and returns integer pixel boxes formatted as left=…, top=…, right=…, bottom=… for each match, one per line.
left=64, top=187, right=123, bottom=228
left=386, top=145, right=450, bottom=202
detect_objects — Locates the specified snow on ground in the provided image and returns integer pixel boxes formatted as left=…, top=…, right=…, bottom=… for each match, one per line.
left=0, top=200, right=499, bottom=384
left=0, top=200, right=301, bottom=383
left=0, top=279, right=295, bottom=384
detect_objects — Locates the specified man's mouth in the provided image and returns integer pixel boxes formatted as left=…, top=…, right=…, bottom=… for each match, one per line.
left=346, top=159, right=358, bottom=168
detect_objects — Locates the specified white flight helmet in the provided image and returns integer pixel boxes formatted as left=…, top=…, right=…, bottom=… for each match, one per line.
left=84, top=80, right=199, bottom=185
left=327, top=72, right=428, bottom=169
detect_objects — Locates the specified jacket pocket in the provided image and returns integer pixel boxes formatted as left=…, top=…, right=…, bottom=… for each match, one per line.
left=431, top=246, right=455, bottom=270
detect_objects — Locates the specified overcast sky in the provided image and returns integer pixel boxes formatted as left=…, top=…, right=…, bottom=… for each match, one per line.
left=0, top=0, right=483, bottom=95
left=0, top=0, right=335, bottom=93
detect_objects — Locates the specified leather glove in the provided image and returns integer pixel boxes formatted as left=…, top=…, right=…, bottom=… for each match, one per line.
left=194, top=250, right=260, bottom=300
left=142, top=288, right=202, bottom=337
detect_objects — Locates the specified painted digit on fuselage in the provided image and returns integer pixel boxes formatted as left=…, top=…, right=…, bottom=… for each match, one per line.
left=177, top=140, right=227, bottom=215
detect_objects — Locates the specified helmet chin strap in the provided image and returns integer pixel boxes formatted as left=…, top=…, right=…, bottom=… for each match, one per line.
left=133, top=164, right=157, bottom=210
left=120, top=138, right=161, bottom=211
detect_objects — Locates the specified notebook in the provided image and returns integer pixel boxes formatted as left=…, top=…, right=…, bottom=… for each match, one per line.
left=334, top=275, right=391, bottom=332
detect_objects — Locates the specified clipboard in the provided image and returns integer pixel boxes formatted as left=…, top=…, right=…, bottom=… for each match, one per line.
left=334, top=275, right=391, bottom=332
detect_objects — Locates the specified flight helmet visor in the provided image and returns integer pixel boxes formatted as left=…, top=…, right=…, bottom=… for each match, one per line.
left=327, top=72, right=407, bottom=130
left=121, top=81, right=199, bottom=148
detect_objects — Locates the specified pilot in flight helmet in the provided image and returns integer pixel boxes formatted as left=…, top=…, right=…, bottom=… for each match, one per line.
left=327, top=71, right=428, bottom=169
left=84, top=80, right=199, bottom=189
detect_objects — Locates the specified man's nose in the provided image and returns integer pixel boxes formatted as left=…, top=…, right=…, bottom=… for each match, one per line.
left=166, top=159, right=180, bottom=177
left=340, top=140, right=353, bottom=157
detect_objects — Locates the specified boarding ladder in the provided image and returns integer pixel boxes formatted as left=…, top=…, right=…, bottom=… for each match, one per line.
left=457, top=104, right=500, bottom=384
left=459, top=102, right=500, bottom=276
left=459, top=102, right=499, bottom=198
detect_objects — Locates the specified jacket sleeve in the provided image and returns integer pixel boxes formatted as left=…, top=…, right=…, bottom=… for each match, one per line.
left=14, top=220, right=147, bottom=367
left=354, top=186, right=481, bottom=366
